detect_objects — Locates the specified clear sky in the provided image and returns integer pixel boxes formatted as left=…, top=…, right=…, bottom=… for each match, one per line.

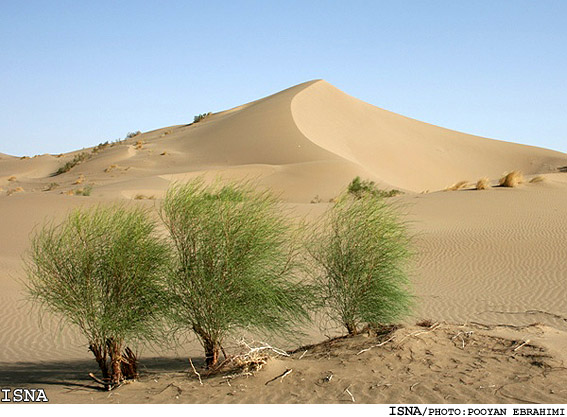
left=1, top=1, right=566, bottom=156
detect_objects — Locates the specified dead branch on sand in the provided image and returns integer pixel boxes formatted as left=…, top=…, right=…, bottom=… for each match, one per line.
left=189, top=358, right=203, bottom=385
left=265, top=368, right=293, bottom=385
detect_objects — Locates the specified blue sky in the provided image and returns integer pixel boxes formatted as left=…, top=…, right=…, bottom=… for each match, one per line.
left=1, top=1, right=566, bottom=156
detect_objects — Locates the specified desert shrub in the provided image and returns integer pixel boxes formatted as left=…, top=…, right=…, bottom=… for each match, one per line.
left=445, top=180, right=469, bottom=191
left=529, top=176, right=545, bottom=183
left=308, top=194, right=412, bottom=335
left=92, top=141, right=109, bottom=153
left=475, top=178, right=490, bottom=190
left=161, top=179, right=314, bottom=368
left=25, top=206, right=169, bottom=389
left=75, top=185, right=93, bottom=196
left=6, top=187, right=24, bottom=196
left=347, top=176, right=401, bottom=199
left=499, top=171, right=524, bottom=187
left=43, top=182, right=59, bottom=191
left=54, top=152, right=90, bottom=176
left=126, top=131, right=141, bottom=139
left=193, top=112, right=212, bottom=123
left=8, top=176, right=16, bottom=182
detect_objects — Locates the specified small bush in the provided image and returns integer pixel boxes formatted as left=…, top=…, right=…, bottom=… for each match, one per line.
left=499, top=171, right=524, bottom=188
left=7, top=176, right=16, bottom=182
left=75, top=185, right=93, bottom=196
left=134, top=140, right=143, bottom=150
left=445, top=181, right=469, bottom=191
left=347, top=177, right=402, bottom=199
left=25, top=205, right=169, bottom=389
left=134, top=194, right=156, bottom=200
left=308, top=193, right=413, bottom=335
left=104, top=165, right=117, bottom=173
left=43, top=182, right=59, bottom=191
left=475, top=178, right=490, bottom=190
left=55, top=152, right=90, bottom=176
left=161, top=179, right=314, bottom=368
left=92, top=141, right=109, bottom=153
left=529, top=176, right=545, bottom=183
left=193, top=112, right=212, bottom=123
left=73, top=175, right=85, bottom=185
left=7, top=187, right=24, bottom=196
left=126, top=131, right=141, bottom=139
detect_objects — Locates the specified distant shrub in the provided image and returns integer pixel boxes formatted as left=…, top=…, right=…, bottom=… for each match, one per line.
left=499, top=171, right=524, bottom=188
left=126, top=131, right=141, bottom=139
left=73, top=175, right=85, bottom=185
left=558, top=166, right=567, bottom=173
left=310, top=195, right=322, bottom=204
left=44, top=182, right=59, bottom=191
left=134, top=140, right=144, bottom=150
left=55, top=152, right=90, bottom=176
left=7, top=187, right=24, bottom=196
left=529, top=176, right=545, bottom=183
left=75, top=185, right=93, bottom=196
left=134, top=194, right=156, bottom=200
left=193, top=112, right=212, bottom=123
left=347, top=177, right=402, bottom=199
left=7, top=176, right=16, bottom=182
left=445, top=181, right=470, bottom=191
left=92, top=141, right=109, bottom=153
left=308, top=193, right=412, bottom=335
left=475, top=178, right=490, bottom=190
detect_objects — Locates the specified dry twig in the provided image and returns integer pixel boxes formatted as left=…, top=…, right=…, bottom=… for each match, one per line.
left=189, top=358, right=203, bottom=385
left=265, top=368, right=293, bottom=385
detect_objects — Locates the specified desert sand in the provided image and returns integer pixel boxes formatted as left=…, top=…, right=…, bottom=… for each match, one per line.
left=1, top=80, right=566, bottom=403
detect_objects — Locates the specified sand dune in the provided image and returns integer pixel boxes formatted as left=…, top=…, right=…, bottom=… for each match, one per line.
left=1, top=80, right=567, bottom=403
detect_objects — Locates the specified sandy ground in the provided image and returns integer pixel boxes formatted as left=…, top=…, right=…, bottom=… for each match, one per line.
left=1, top=80, right=566, bottom=403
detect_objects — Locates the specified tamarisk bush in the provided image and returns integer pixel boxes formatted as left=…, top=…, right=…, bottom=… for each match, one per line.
left=308, top=194, right=413, bottom=335
left=161, top=179, right=314, bottom=368
left=25, top=206, right=168, bottom=389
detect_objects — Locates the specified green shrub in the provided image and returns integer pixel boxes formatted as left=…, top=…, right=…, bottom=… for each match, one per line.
left=347, top=176, right=401, bottom=199
left=308, top=194, right=413, bottom=335
left=74, top=185, right=93, bottom=196
left=25, top=206, right=169, bottom=389
left=54, top=152, right=90, bottom=176
left=161, top=179, right=314, bottom=368
left=193, top=112, right=212, bottom=123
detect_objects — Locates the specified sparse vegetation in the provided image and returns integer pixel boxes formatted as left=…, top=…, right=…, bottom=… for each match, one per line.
left=499, top=171, right=524, bottom=188
left=475, top=178, right=491, bottom=190
left=310, top=195, right=322, bottom=204
left=126, top=131, right=141, bottom=139
left=43, top=182, right=59, bottom=191
left=445, top=181, right=469, bottom=191
left=25, top=206, right=169, bottom=389
left=160, top=179, right=314, bottom=368
left=347, top=176, right=402, bottom=199
left=7, top=187, right=24, bottom=196
left=73, top=175, right=85, bottom=185
left=308, top=193, right=412, bottom=336
left=134, top=140, right=144, bottom=150
left=193, top=112, right=212, bottom=123
left=75, top=185, right=93, bottom=196
left=54, top=152, right=90, bottom=176
left=7, top=176, right=16, bottom=182
left=92, top=141, right=109, bottom=153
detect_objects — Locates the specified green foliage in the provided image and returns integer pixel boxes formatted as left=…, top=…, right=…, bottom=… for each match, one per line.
left=54, top=152, right=91, bottom=176
left=193, top=112, right=212, bottom=123
left=75, top=184, right=93, bottom=196
left=25, top=205, right=169, bottom=386
left=308, top=194, right=413, bottom=335
left=161, top=179, right=314, bottom=367
left=347, top=176, right=402, bottom=199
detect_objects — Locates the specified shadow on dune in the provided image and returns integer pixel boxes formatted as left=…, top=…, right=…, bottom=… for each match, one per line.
left=0, top=356, right=202, bottom=390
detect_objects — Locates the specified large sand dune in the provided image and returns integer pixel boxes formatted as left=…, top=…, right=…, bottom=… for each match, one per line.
left=1, top=80, right=566, bottom=403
